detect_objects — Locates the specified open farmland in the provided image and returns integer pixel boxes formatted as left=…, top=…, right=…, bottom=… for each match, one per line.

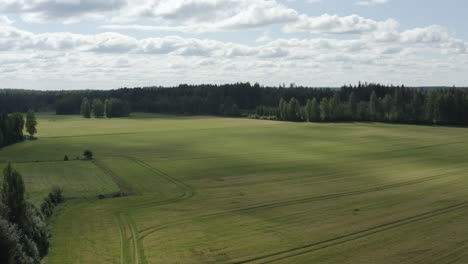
left=1, top=113, right=468, bottom=264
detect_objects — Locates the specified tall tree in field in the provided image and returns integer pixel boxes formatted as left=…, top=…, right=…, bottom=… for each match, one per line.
left=92, top=99, right=104, bottom=118
left=2, top=163, right=26, bottom=224
left=278, top=98, right=287, bottom=121
left=410, top=91, right=423, bottom=122
left=304, top=99, right=313, bottom=122
left=9, top=113, right=25, bottom=143
left=104, top=99, right=112, bottom=118
left=80, top=98, right=91, bottom=118
left=25, top=110, right=37, bottom=138
left=381, top=94, right=393, bottom=121
left=368, top=91, right=379, bottom=121
left=320, top=98, right=330, bottom=121
left=287, top=97, right=301, bottom=121
left=348, top=92, right=357, bottom=120
left=310, top=98, right=320, bottom=122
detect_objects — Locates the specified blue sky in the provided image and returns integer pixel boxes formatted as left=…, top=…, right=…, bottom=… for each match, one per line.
left=0, top=0, right=467, bottom=90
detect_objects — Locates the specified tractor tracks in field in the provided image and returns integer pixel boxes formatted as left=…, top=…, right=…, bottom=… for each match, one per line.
left=138, top=169, right=463, bottom=240
left=95, top=156, right=195, bottom=264
left=93, top=159, right=135, bottom=196
left=115, top=213, right=145, bottom=264
left=233, top=201, right=468, bottom=264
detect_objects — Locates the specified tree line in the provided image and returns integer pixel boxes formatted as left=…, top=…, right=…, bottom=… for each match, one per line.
left=1, top=163, right=63, bottom=264
left=1, top=83, right=467, bottom=125
left=0, top=111, right=37, bottom=149
left=259, top=86, right=468, bottom=125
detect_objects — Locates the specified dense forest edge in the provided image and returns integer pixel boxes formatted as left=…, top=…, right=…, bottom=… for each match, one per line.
left=1, top=83, right=468, bottom=125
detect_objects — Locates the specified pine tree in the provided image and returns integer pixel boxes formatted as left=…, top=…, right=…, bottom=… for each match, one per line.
left=369, top=91, right=379, bottom=121
left=80, top=98, right=91, bottom=118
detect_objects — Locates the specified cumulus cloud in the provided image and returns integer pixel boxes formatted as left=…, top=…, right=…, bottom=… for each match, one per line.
left=0, top=0, right=467, bottom=88
left=284, top=14, right=396, bottom=35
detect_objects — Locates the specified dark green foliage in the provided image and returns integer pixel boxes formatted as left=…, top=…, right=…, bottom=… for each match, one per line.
left=64, top=155, right=69, bottom=161
left=348, top=92, right=358, bottom=120
left=104, top=98, right=130, bottom=118
left=2, top=83, right=468, bottom=126
left=328, top=93, right=344, bottom=121
left=25, top=110, right=37, bottom=138
left=0, top=216, right=32, bottom=264
left=320, top=98, right=330, bottom=121
left=49, top=187, right=64, bottom=205
left=40, top=198, right=53, bottom=219
left=368, top=91, right=379, bottom=121
left=83, top=150, right=93, bottom=160
left=1, top=164, right=50, bottom=263
left=287, top=98, right=302, bottom=121
left=278, top=98, right=287, bottom=121
left=22, top=203, right=49, bottom=258
left=92, top=99, right=105, bottom=118
left=2, top=163, right=26, bottom=224
left=40, top=187, right=64, bottom=219
left=80, top=98, right=91, bottom=118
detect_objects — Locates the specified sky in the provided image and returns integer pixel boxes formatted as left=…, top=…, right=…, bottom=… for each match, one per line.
left=0, top=0, right=467, bottom=90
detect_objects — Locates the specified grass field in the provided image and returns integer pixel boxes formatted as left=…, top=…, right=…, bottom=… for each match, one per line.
left=1, top=113, right=468, bottom=263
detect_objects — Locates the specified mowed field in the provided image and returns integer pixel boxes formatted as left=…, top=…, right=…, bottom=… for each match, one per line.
left=1, top=113, right=468, bottom=264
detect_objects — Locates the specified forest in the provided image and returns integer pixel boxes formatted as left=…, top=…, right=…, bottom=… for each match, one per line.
left=0, top=83, right=467, bottom=126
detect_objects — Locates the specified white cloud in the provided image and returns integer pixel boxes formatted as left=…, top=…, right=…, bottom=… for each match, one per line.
left=355, top=0, right=389, bottom=6
left=0, top=15, right=14, bottom=25
left=284, top=14, right=395, bottom=34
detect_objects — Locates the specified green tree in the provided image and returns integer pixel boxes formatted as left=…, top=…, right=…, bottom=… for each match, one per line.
left=9, top=113, right=25, bottom=143
left=381, top=94, right=393, bottom=121
left=0, top=217, right=31, bottom=264
left=80, top=98, right=91, bottom=118
left=304, top=99, right=313, bottom=122
left=393, top=89, right=404, bottom=122
left=104, top=99, right=112, bottom=118
left=309, top=98, right=320, bottom=122
left=348, top=92, right=357, bottom=120
left=329, top=93, right=344, bottom=121
left=368, top=91, right=379, bottom=121
left=278, top=98, right=287, bottom=121
left=2, top=163, right=26, bottom=225
left=92, top=99, right=104, bottom=118
left=287, top=98, right=301, bottom=121
left=25, top=110, right=37, bottom=139
left=320, top=98, right=330, bottom=121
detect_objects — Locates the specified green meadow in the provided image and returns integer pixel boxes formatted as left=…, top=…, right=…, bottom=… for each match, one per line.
left=1, top=113, right=468, bottom=264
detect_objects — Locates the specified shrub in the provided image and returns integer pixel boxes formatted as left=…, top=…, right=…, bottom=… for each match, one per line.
left=83, top=150, right=93, bottom=160
left=63, top=155, right=69, bottom=161
left=49, top=187, right=64, bottom=205
left=40, top=198, right=53, bottom=218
